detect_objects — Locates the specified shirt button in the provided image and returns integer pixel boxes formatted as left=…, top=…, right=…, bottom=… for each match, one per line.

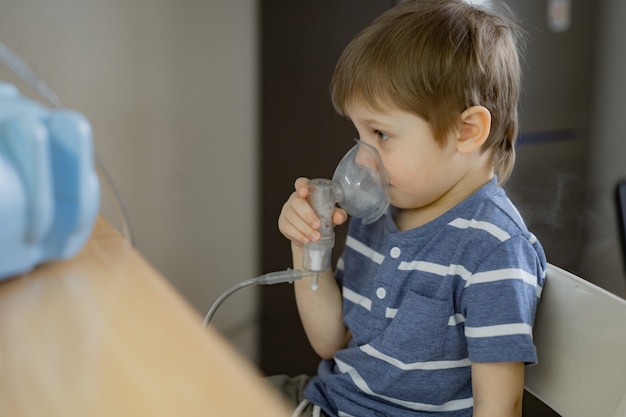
left=390, top=247, right=401, bottom=259
left=376, top=287, right=387, bottom=299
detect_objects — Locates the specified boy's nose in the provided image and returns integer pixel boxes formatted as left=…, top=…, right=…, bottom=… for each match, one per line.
left=354, top=141, right=381, bottom=172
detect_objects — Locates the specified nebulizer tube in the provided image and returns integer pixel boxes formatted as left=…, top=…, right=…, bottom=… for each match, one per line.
left=203, top=269, right=312, bottom=326
left=0, top=41, right=63, bottom=108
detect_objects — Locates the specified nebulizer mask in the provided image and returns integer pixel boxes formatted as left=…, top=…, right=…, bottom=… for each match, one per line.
left=303, top=139, right=390, bottom=289
left=204, top=139, right=390, bottom=325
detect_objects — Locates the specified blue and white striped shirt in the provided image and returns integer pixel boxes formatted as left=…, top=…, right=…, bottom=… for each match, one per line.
left=304, top=177, right=546, bottom=417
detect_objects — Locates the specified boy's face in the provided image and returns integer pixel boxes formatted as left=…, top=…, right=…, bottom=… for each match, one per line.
left=345, top=101, right=481, bottom=220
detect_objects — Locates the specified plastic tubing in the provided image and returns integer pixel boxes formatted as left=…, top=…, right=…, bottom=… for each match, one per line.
left=0, top=41, right=62, bottom=108
left=202, top=269, right=310, bottom=327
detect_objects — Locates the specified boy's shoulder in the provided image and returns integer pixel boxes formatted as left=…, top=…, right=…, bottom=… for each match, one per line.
left=426, top=178, right=534, bottom=246
left=444, top=180, right=546, bottom=268
left=430, top=178, right=542, bottom=259
left=462, top=181, right=529, bottom=234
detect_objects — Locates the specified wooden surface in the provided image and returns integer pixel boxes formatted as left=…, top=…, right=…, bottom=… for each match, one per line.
left=0, top=217, right=291, bottom=417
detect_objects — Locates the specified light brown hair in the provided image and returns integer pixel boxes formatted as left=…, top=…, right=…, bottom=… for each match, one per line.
left=331, top=0, right=525, bottom=183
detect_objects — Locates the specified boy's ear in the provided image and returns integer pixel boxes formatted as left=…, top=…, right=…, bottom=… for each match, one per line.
left=456, top=106, right=491, bottom=154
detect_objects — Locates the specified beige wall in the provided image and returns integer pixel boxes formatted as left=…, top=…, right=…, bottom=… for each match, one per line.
left=0, top=0, right=260, bottom=360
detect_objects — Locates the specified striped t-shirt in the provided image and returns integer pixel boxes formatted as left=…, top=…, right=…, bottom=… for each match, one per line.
left=304, top=177, right=546, bottom=417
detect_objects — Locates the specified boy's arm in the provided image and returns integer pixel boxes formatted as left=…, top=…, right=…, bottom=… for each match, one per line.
left=278, top=178, right=349, bottom=360
left=471, top=362, right=524, bottom=417
left=291, top=243, right=349, bottom=359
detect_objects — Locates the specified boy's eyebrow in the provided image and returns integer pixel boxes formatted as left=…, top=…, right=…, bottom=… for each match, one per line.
left=346, top=106, right=395, bottom=127
left=363, top=117, right=393, bottom=128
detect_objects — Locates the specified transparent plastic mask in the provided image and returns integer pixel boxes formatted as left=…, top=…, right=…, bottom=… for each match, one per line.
left=332, top=139, right=390, bottom=224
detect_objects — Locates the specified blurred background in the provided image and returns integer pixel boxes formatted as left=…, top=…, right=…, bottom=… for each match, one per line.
left=0, top=0, right=260, bottom=359
left=1, top=1, right=624, bottom=415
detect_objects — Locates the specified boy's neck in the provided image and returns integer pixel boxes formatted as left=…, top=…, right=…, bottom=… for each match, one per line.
left=394, top=167, right=495, bottom=232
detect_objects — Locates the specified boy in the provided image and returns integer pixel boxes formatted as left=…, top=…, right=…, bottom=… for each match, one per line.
left=273, top=1, right=546, bottom=416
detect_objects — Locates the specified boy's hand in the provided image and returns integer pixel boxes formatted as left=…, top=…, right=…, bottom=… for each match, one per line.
left=278, top=177, right=348, bottom=247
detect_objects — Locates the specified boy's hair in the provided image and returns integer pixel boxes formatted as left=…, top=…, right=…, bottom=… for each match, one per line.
left=331, top=0, right=525, bottom=183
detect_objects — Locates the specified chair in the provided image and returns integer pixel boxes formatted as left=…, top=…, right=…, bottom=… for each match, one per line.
left=525, top=264, right=626, bottom=417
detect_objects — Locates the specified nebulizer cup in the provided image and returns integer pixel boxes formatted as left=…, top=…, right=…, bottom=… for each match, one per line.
left=303, top=140, right=390, bottom=289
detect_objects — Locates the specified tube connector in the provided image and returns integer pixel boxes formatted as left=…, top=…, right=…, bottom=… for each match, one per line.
left=258, top=268, right=310, bottom=285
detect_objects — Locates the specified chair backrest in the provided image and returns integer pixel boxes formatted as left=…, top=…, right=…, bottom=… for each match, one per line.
left=525, top=264, right=626, bottom=417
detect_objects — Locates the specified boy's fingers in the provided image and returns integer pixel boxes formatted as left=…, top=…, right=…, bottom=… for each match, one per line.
left=279, top=193, right=322, bottom=244
left=333, top=208, right=348, bottom=225
left=294, top=177, right=310, bottom=189
left=279, top=218, right=310, bottom=246
left=294, top=177, right=310, bottom=198
left=289, top=189, right=321, bottom=229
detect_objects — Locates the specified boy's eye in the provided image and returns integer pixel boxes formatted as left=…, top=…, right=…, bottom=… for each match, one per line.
left=374, top=130, right=390, bottom=141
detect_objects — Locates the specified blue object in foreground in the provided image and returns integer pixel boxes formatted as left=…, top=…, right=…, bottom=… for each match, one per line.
left=0, top=82, right=100, bottom=280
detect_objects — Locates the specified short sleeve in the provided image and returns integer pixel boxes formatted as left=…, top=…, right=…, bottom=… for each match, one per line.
left=460, top=236, right=546, bottom=364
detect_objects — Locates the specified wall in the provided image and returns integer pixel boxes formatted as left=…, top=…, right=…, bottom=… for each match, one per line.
left=579, top=0, right=626, bottom=297
left=0, top=0, right=260, bottom=360
left=503, top=0, right=599, bottom=283
left=507, top=0, right=626, bottom=299
left=259, top=0, right=392, bottom=376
